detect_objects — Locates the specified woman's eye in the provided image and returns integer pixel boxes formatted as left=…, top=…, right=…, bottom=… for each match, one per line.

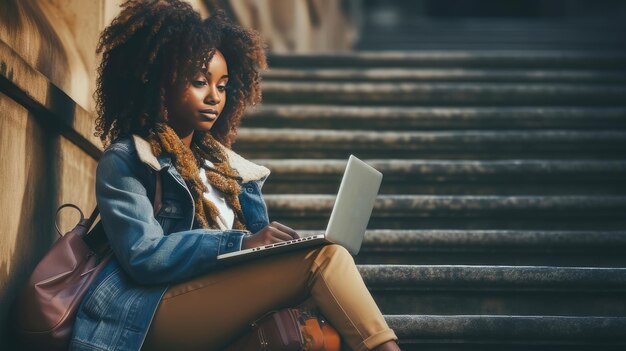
left=217, top=85, right=227, bottom=92
left=193, top=80, right=207, bottom=86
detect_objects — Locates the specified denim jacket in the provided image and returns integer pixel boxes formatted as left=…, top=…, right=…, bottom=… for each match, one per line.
left=69, top=134, right=271, bottom=351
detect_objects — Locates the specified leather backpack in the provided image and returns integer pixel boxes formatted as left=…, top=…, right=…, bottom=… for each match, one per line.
left=224, top=303, right=341, bottom=351
left=12, top=173, right=162, bottom=350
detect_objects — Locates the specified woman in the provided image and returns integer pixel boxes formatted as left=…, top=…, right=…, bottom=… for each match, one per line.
left=70, top=1, right=400, bottom=350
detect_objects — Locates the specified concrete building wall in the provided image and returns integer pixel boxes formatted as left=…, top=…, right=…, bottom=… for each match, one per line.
left=0, top=0, right=103, bottom=346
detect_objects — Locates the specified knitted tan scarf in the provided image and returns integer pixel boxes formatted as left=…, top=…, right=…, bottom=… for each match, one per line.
left=148, top=124, right=247, bottom=230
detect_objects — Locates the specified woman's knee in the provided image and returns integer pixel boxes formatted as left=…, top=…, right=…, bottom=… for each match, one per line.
left=315, top=244, right=354, bottom=265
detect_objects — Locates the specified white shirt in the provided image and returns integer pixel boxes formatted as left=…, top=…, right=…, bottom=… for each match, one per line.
left=199, top=159, right=235, bottom=230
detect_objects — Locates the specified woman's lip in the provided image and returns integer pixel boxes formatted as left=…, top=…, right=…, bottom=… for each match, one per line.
left=200, top=112, right=217, bottom=120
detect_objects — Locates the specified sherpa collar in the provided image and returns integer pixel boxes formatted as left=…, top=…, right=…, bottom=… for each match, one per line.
left=132, top=134, right=270, bottom=183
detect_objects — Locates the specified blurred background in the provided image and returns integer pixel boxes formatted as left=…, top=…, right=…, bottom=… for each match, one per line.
left=2, top=1, right=626, bottom=349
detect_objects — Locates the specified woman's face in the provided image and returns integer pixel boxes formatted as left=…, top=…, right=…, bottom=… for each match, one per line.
left=165, top=49, right=228, bottom=137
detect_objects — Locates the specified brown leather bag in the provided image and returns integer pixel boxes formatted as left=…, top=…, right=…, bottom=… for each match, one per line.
left=12, top=173, right=162, bottom=351
left=224, top=305, right=341, bottom=351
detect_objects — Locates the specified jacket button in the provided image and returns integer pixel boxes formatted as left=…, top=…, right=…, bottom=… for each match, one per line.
left=246, top=186, right=254, bottom=193
left=227, top=242, right=233, bottom=248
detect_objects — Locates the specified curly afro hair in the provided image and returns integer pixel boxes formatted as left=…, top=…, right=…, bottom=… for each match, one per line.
left=93, top=0, right=267, bottom=148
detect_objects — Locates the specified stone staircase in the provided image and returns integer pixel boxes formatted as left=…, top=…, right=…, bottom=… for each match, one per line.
left=234, top=18, right=626, bottom=350
left=354, top=18, right=626, bottom=51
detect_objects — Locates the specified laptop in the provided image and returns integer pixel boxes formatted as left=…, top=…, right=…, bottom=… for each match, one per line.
left=217, top=154, right=383, bottom=264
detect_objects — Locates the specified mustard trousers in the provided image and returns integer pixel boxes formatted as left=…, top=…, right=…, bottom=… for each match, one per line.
left=141, top=243, right=398, bottom=351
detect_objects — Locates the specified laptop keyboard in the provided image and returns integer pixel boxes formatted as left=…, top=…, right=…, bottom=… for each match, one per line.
left=258, top=235, right=323, bottom=250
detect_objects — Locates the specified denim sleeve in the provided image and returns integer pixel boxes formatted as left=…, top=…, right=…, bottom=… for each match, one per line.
left=95, top=147, right=249, bottom=285
left=239, top=181, right=270, bottom=233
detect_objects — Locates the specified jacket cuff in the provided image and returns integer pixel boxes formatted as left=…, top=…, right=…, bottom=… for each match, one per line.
left=219, top=231, right=249, bottom=254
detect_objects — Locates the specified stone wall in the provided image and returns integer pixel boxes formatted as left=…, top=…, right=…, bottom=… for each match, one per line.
left=227, top=0, right=360, bottom=53
left=0, top=0, right=105, bottom=347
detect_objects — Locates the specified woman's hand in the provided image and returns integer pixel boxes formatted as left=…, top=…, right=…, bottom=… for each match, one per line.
left=241, top=221, right=299, bottom=250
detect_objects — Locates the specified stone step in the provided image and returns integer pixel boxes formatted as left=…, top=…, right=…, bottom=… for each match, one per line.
left=243, top=106, right=626, bottom=130
left=356, top=38, right=626, bottom=51
left=363, top=31, right=625, bottom=41
left=358, top=265, right=626, bottom=316
left=362, top=34, right=625, bottom=44
left=367, top=21, right=625, bottom=33
left=370, top=20, right=624, bottom=29
left=266, top=51, right=626, bottom=69
left=358, top=42, right=626, bottom=51
left=297, top=230, right=626, bottom=267
left=359, top=26, right=626, bottom=51
left=264, top=194, right=626, bottom=230
left=262, top=68, right=626, bottom=83
left=234, top=128, right=626, bottom=159
left=260, top=82, right=626, bottom=106
left=369, top=20, right=625, bottom=31
left=374, top=17, right=623, bottom=27
left=386, top=315, right=626, bottom=350
left=256, top=159, right=626, bottom=195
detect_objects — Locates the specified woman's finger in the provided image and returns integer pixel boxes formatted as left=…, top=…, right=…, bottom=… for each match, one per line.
left=269, top=221, right=299, bottom=239
left=266, top=226, right=294, bottom=242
